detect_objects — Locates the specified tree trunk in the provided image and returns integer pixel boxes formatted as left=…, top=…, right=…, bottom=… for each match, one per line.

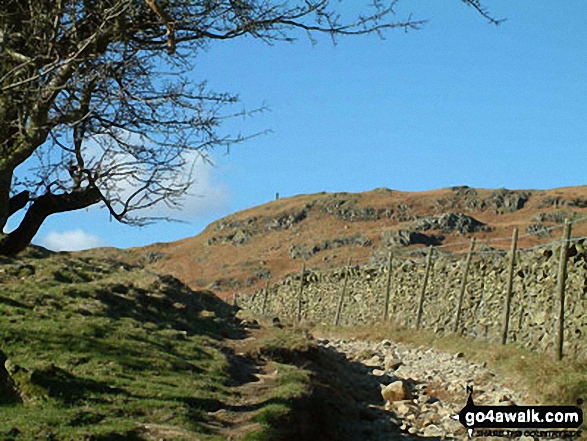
left=0, top=186, right=102, bottom=256
left=0, top=171, right=13, bottom=233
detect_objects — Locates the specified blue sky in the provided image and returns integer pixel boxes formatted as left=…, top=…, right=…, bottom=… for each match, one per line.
left=21, top=0, right=587, bottom=251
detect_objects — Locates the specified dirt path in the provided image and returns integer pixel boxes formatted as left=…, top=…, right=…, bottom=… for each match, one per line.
left=200, top=327, right=542, bottom=440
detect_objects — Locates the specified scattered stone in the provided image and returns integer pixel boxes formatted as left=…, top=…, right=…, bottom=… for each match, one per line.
left=395, top=401, right=414, bottom=416
left=384, top=357, right=402, bottom=371
left=240, top=319, right=260, bottom=329
left=317, top=335, right=530, bottom=440
left=365, top=355, right=382, bottom=367
left=381, top=380, right=409, bottom=402
left=423, top=424, right=443, bottom=437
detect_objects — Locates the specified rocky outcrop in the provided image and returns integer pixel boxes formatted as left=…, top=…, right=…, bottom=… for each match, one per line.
left=413, top=212, right=490, bottom=235
left=540, top=197, right=587, bottom=208
left=533, top=210, right=578, bottom=224
left=433, top=188, right=530, bottom=214
left=206, top=229, right=254, bottom=246
left=525, top=223, right=551, bottom=238
left=289, top=234, right=373, bottom=260
left=317, top=197, right=394, bottom=222
left=380, top=230, right=443, bottom=247
left=208, top=209, right=309, bottom=246
left=488, top=188, right=530, bottom=213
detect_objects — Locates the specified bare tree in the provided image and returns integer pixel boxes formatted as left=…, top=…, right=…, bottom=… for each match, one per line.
left=0, top=0, right=499, bottom=256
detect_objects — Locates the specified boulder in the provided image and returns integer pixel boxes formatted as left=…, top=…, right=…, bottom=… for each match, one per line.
left=381, top=380, right=410, bottom=402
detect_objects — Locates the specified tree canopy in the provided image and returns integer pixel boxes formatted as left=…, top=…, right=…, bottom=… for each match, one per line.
left=0, top=0, right=498, bottom=256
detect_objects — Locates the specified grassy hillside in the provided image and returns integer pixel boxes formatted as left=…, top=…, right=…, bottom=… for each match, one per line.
left=0, top=247, right=315, bottom=440
left=105, top=185, right=587, bottom=297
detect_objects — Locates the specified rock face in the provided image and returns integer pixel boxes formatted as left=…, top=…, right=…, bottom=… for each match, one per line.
left=316, top=197, right=395, bottom=222
left=244, top=240, right=587, bottom=360
left=413, top=212, right=491, bottom=235
left=432, top=188, right=530, bottom=214
left=380, top=230, right=443, bottom=247
left=207, top=209, right=309, bottom=246
left=289, top=234, right=373, bottom=260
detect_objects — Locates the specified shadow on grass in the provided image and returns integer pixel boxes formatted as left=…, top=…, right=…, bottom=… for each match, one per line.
left=247, top=342, right=439, bottom=441
left=86, top=277, right=245, bottom=340
left=222, top=348, right=262, bottom=388
left=0, top=296, right=32, bottom=310
left=30, top=364, right=126, bottom=404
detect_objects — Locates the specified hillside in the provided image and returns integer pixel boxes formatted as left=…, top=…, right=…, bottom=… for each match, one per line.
left=107, top=185, right=587, bottom=297
left=106, top=185, right=587, bottom=297
left=0, top=247, right=321, bottom=440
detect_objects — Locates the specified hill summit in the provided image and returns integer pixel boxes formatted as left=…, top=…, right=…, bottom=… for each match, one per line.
left=118, top=185, right=587, bottom=296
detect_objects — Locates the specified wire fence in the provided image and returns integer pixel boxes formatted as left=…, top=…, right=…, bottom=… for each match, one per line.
left=242, top=216, right=587, bottom=361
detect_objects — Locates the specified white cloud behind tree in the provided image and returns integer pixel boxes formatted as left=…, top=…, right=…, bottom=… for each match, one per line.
left=38, top=229, right=106, bottom=252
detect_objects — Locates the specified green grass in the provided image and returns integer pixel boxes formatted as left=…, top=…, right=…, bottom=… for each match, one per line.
left=242, top=362, right=311, bottom=441
left=0, top=248, right=318, bottom=440
left=0, top=249, right=240, bottom=440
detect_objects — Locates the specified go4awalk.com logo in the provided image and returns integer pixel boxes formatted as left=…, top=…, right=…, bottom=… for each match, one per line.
left=451, top=386, right=583, bottom=439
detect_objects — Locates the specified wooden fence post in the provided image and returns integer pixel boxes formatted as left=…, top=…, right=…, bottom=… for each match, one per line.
left=555, top=219, right=572, bottom=361
left=383, top=252, right=393, bottom=322
left=297, top=262, right=306, bottom=323
left=334, top=259, right=351, bottom=327
left=416, top=247, right=434, bottom=330
left=261, top=278, right=270, bottom=315
left=453, top=238, right=476, bottom=333
left=501, top=227, right=519, bottom=344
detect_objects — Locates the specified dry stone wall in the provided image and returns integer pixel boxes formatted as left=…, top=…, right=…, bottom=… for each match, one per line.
left=243, top=241, right=587, bottom=360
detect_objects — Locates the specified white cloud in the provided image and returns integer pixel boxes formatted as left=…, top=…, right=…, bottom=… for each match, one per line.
left=85, top=132, right=231, bottom=221
left=113, top=153, right=231, bottom=221
left=38, top=229, right=106, bottom=252
left=158, top=157, right=231, bottom=220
